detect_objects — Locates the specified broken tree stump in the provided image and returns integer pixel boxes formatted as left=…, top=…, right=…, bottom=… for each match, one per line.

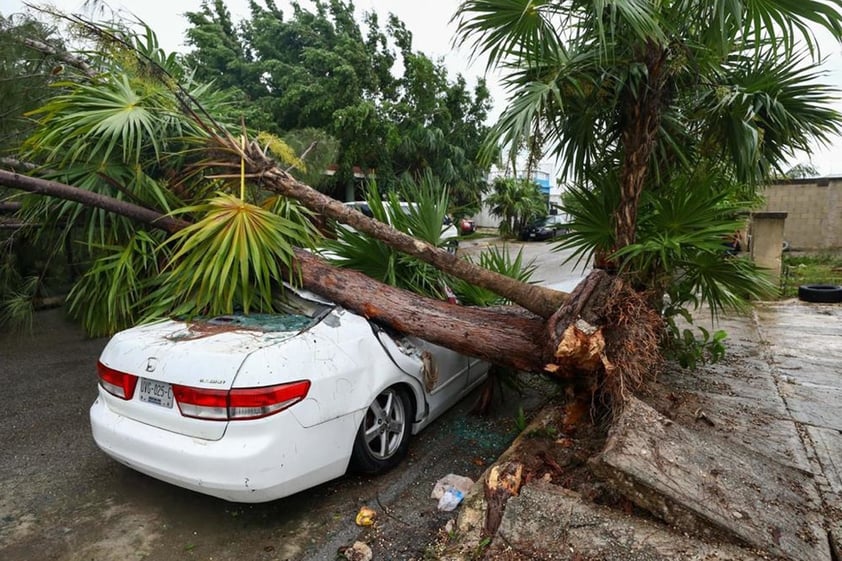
left=590, top=397, right=829, bottom=561
left=483, top=461, right=524, bottom=536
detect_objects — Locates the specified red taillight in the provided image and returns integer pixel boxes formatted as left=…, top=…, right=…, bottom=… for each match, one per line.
left=172, top=380, right=311, bottom=421
left=171, top=386, right=228, bottom=420
left=97, top=361, right=138, bottom=400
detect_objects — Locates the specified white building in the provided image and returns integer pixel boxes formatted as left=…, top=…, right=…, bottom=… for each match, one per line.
left=474, top=165, right=564, bottom=228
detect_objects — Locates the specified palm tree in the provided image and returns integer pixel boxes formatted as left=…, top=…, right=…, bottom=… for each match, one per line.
left=2, top=13, right=566, bottom=342
left=486, top=176, right=546, bottom=237
left=455, top=0, right=842, bottom=251
left=7, top=19, right=318, bottom=335
left=8, top=4, right=842, bottom=403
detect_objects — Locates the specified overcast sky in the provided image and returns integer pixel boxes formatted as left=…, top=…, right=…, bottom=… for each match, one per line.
left=4, top=0, right=842, bottom=176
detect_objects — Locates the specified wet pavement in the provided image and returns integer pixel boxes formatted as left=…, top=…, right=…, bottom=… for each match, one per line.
left=0, top=308, right=555, bottom=561
left=755, top=302, right=842, bottom=553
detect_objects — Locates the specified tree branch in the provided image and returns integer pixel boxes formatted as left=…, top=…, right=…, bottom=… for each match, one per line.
left=218, top=138, right=570, bottom=319
left=0, top=168, right=549, bottom=371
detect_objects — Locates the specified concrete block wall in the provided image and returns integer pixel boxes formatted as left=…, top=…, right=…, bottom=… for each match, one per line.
left=762, top=178, right=842, bottom=251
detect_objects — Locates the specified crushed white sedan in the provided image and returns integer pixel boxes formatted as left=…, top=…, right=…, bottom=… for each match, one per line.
left=90, top=288, right=489, bottom=502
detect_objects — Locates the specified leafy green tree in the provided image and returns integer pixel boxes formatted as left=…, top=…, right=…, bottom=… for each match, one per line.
left=457, top=0, right=842, bottom=240
left=0, top=14, right=67, bottom=152
left=486, top=176, right=546, bottom=237
left=0, top=13, right=74, bottom=329
left=184, top=0, right=491, bottom=204
left=456, top=0, right=842, bottom=313
left=4, top=19, right=316, bottom=335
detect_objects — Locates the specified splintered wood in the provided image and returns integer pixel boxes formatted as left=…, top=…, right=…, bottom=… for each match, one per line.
left=483, top=461, right=524, bottom=536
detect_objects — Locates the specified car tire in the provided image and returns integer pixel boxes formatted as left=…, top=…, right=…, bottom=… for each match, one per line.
left=350, top=386, right=414, bottom=475
left=798, top=284, right=842, bottom=303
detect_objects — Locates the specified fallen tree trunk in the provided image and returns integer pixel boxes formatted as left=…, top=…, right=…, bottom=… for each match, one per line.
left=205, top=137, right=568, bottom=319
left=0, top=168, right=549, bottom=371
left=0, top=164, right=660, bottom=392
left=0, top=170, right=189, bottom=234
left=293, top=250, right=547, bottom=370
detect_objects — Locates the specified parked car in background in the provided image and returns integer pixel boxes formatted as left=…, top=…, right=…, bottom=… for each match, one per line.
left=90, top=286, right=490, bottom=503
left=458, top=217, right=476, bottom=235
left=519, top=214, right=569, bottom=241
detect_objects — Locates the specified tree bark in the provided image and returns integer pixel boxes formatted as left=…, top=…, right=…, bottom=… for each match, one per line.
left=206, top=139, right=568, bottom=319
left=615, top=42, right=666, bottom=249
left=293, top=250, right=547, bottom=371
left=21, top=37, right=96, bottom=78
left=0, top=169, right=549, bottom=372
left=0, top=169, right=190, bottom=234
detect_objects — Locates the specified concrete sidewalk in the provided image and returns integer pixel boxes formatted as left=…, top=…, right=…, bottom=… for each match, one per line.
left=439, top=301, right=842, bottom=560
left=755, top=302, right=842, bottom=554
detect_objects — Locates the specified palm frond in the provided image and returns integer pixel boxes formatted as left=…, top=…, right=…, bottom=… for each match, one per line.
left=0, top=275, right=38, bottom=333
left=325, top=179, right=450, bottom=299
left=453, top=0, right=563, bottom=69
left=451, top=245, right=536, bottom=306
left=67, top=230, right=165, bottom=336
left=149, top=193, right=313, bottom=319
left=700, top=47, right=842, bottom=182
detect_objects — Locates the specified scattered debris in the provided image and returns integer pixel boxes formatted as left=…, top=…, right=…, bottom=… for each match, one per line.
left=431, top=474, right=474, bottom=500
left=339, top=541, right=373, bottom=561
left=437, top=488, right=464, bottom=512
left=694, top=407, right=715, bottom=426
left=354, top=506, right=376, bottom=527
left=483, top=461, right=523, bottom=535
left=432, top=474, right=475, bottom=512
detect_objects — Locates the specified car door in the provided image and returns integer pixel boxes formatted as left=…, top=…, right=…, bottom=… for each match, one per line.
left=371, top=329, right=469, bottom=416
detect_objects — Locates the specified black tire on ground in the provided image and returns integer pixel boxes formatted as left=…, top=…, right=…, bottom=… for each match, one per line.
left=798, top=284, right=842, bottom=303
left=350, top=386, right=414, bottom=475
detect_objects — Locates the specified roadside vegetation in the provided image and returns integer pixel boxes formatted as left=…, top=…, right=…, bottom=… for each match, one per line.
left=485, top=176, right=546, bottom=238
left=782, top=253, right=842, bottom=298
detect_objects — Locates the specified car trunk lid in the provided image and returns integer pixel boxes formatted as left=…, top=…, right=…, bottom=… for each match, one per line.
left=98, top=313, right=315, bottom=440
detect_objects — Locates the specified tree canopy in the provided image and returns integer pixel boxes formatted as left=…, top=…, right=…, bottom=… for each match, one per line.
left=456, top=0, right=842, bottom=246
left=184, top=0, right=492, bottom=210
left=0, top=13, right=66, bottom=153
left=455, top=0, right=842, bottom=323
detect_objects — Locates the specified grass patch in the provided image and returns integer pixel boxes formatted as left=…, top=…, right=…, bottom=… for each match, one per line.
left=781, top=253, right=842, bottom=298
left=458, top=230, right=498, bottom=240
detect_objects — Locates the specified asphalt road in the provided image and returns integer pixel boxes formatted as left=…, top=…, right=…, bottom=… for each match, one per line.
left=0, top=239, right=584, bottom=561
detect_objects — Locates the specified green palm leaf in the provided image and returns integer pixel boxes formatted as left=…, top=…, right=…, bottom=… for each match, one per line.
left=67, top=231, right=166, bottom=337
left=148, top=193, right=314, bottom=319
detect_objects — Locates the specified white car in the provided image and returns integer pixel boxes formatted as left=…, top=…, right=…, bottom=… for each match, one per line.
left=90, top=288, right=489, bottom=502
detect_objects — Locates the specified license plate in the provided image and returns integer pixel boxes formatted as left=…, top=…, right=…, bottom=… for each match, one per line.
left=138, top=378, right=174, bottom=408
left=529, top=233, right=536, bottom=238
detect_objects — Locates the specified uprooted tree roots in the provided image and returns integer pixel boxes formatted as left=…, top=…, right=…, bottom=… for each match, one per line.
left=544, top=269, right=663, bottom=415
